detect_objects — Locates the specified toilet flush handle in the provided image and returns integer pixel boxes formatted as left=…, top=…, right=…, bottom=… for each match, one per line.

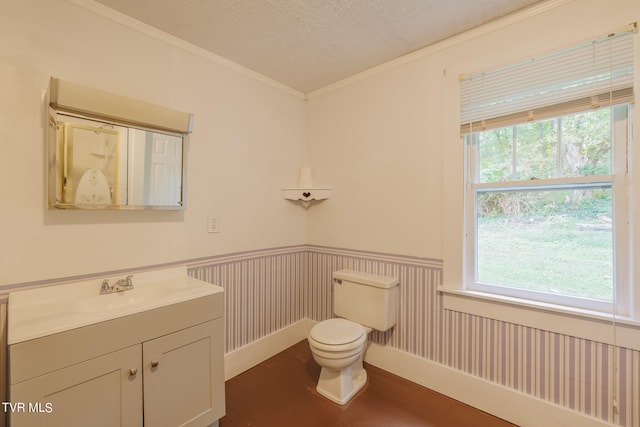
left=333, top=278, right=342, bottom=285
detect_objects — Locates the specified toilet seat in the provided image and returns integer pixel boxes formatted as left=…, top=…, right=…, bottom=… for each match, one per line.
left=309, top=318, right=365, bottom=348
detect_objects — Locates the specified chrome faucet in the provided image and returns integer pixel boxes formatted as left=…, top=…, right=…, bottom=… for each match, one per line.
left=100, top=279, right=111, bottom=294
left=99, top=275, right=134, bottom=294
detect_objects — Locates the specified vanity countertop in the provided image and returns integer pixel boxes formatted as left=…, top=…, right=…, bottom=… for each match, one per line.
left=8, top=266, right=223, bottom=345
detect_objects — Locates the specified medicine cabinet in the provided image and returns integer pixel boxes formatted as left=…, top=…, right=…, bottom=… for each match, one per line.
left=47, top=78, right=194, bottom=210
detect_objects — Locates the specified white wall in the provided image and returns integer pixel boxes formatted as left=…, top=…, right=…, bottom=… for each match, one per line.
left=2, top=0, right=638, bottom=285
left=0, top=0, right=308, bottom=286
left=306, top=54, right=444, bottom=258
left=306, top=0, right=640, bottom=261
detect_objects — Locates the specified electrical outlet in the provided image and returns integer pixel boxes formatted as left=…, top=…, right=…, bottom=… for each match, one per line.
left=207, top=215, right=220, bottom=233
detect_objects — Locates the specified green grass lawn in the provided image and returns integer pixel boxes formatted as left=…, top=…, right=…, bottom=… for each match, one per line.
left=476, top=216, right=613, bottom=300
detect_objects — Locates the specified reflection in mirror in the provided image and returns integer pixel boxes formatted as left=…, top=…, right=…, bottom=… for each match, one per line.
left=129, top=126, right=183, bottom=207
left=50, top=112, right=185, bottom=209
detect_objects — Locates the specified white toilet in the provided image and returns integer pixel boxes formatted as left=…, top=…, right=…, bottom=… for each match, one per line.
left=308, top=269, right=399, bottom=405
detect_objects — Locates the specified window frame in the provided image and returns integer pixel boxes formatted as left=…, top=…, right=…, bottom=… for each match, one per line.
left=440, top=30, right=640, bottom=351
left=462, top=105, right=630, bottom=315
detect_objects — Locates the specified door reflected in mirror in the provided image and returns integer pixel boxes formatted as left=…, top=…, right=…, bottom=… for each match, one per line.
left=49, top=112, right=186, bottom=210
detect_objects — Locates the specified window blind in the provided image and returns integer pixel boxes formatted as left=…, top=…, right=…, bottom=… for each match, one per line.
left=460, top=25, right=636, bottom=134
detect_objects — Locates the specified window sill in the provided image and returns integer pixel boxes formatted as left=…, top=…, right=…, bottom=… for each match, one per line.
left=440, top=288, right=640, bottom=351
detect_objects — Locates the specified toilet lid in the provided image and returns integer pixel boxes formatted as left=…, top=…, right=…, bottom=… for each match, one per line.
left=310, top=318, right=365, bottom=345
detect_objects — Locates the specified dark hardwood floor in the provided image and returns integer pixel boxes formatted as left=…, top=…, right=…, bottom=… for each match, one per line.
left=220, top=340, right=517, bottom=427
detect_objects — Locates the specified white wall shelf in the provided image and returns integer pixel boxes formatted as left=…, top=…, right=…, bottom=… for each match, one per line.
left=282, top=188, right=331, bottom=203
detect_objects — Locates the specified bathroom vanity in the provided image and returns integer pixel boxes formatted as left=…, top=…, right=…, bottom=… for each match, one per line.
left=7, top=267, right=224, bottom=427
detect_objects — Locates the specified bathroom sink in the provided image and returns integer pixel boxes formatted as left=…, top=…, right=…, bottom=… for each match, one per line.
left=73, top=285, right=175, bottom=313
left=8, top=266, right=223, bottom=344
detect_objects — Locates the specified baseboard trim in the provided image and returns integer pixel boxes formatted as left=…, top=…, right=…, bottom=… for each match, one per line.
left=224, top=320, right=611, bottom=426
left=224, top=318, right=313, bottom=380
left=364, top=341, right=612, bottom=427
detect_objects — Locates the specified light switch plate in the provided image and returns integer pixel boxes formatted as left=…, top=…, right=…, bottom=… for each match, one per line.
left=207, top=215, right=220, bottom=233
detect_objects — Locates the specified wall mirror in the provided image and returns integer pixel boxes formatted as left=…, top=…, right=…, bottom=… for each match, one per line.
left=47, top=78, right=193, bottom=210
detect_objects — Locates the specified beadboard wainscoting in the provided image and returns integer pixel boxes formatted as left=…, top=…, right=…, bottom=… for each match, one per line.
left=188, top=246, right=308, bottom=354
left=189, top=245, right=638, bottom=426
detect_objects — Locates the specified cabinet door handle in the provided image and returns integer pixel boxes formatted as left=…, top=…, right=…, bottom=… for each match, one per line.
left=129, top=368, right=138, bottom=376
left=151, top=360, right=160, bottom=368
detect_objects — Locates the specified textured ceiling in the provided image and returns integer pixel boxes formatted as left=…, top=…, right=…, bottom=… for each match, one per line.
left=94, top=0, right=545, bottom=93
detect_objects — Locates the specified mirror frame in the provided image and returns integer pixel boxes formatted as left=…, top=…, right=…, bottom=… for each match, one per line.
left=47, top=78, right=193, bottom=210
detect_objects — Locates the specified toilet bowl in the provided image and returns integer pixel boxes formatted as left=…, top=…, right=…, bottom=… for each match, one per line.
left=308, top=318, right=369, bottom=404
left=308, top=270, right=399, bottom=405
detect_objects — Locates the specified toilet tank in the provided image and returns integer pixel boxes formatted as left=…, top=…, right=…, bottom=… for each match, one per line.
left=332, top=270, right=399, bottom=331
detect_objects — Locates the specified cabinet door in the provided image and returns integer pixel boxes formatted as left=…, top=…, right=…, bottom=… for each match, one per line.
left=10, top=345, right=142, bottom=427
left=143, top=320, right=224, bottom=427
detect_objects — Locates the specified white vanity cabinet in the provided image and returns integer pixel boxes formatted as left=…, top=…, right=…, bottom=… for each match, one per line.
left=10, top=345, right=143, bottom=427
left=143, top=320, right=223, bottom=427
left=8, top=273, right=225, bottom=427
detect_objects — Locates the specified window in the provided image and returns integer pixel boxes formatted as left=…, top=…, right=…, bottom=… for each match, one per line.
left=459, top=30, right=635, bottom=314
